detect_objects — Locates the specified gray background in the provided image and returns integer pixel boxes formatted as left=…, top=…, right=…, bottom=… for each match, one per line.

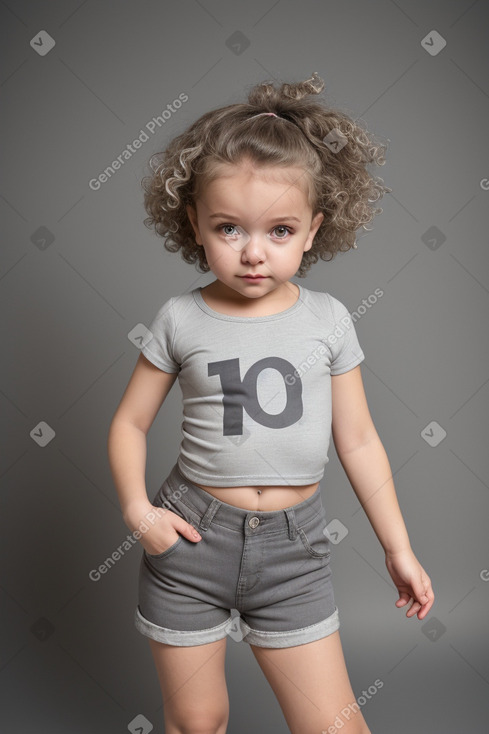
left=1, top=0, right=488, bottom=732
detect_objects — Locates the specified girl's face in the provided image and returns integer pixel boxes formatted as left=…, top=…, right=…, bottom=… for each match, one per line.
left=186, top=160, right=324, bottom=303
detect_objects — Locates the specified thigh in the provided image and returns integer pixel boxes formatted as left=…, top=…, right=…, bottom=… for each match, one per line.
left=148, top=636, right=230, bottom=732
left=250, top=630, right=371, bottom=734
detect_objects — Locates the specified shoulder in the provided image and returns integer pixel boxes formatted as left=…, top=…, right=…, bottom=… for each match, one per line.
left=301, top=286, right=349, bottom=323
left=151, top=290, right=195, bottom=321
left=325, top=292, right=351, bottom=318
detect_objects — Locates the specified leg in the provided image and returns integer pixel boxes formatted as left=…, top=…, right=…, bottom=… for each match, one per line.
left=250, top=630, right=372, bottom=734
left=148, top=636, right=229, bottom=734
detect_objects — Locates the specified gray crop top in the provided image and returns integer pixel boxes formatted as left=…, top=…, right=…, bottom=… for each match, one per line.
left=141, top=284, right=365, bottom=487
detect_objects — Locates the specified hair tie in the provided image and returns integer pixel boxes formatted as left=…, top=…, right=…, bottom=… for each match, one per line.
left=249, top=112, right=280, bottom=120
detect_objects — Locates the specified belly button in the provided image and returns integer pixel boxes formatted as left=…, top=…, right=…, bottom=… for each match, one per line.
left=257, top=490, right=262, bottom=495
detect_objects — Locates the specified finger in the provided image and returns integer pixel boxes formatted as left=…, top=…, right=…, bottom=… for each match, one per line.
left=416, top=590, right=435, bottom=620
left=395, top=592, right=411, bottom=607
left=187, top=522, right=202, bottom=541
left=413, top=576, right=432, bottom=605
left=404, top=596, right=415, bottom=613
left=406, top=600, right=421, bottom=618
left=410, top=579, right=435, bottom=617
left=170, top=514, right=202, bottom=542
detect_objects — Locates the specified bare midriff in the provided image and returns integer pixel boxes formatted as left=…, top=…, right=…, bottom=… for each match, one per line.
left=192, top=480, right=320, bottom=511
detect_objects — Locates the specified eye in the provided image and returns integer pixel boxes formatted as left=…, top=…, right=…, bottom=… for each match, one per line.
left=218, top=224, right=241, bottom=236
left=217, top=224, right=293, bottom=239
left=273, top=225, right=293, bottom=239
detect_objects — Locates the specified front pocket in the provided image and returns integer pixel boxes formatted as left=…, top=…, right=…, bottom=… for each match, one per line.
left=297, top=513, right=331, bottom=559
left=144, top=534, right=183, bottom=560
left=143, top=496, right=203, bottom=561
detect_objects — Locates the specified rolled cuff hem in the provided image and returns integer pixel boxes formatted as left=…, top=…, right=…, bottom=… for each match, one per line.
left=134, top=606, right=232, bottom=647
left=240, top=606, right=340, bottom=648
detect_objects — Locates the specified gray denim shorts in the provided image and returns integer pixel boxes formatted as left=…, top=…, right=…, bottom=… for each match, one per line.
left=134, top=462, right=339, bottom=648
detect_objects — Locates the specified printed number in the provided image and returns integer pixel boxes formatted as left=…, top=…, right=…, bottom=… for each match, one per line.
left=208, top=357, right=303, bottom=435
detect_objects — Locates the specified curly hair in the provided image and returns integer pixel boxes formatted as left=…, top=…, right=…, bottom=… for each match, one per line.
left=142, top=72, right=391, bottom=277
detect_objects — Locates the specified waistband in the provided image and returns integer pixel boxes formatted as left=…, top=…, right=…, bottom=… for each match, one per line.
left=162, top=462, right=324, bottom=540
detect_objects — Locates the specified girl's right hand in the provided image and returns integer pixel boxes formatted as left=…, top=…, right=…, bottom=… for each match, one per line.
left=123, top=501, right=202, bottom=555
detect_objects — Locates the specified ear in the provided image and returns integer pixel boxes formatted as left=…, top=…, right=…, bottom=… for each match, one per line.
left=303, top=211, right=324, bottom=252
left=186, top=204, right=202, bottom=245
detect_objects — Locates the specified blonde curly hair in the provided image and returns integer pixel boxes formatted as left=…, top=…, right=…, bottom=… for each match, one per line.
left=142, top=72, right=391, bottom=277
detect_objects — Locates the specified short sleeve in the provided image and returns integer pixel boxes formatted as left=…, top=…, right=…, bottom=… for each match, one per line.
left=141, top=297, right=180, bottom=373
left=326, top=294, right=365, bottom=375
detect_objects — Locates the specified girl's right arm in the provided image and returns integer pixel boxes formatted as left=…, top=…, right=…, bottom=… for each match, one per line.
left=107, top=353, right=201, bottom=550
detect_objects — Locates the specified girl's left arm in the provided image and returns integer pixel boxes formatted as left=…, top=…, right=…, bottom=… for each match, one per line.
left=331, top=365, right=435, bottom=620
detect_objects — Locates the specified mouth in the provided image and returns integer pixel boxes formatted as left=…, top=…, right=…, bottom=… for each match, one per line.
left=239, top=275, right=268, bottom=280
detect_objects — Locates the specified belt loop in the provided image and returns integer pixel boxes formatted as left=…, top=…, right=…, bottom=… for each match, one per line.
left=199, top=498, right=221, bottom=532
left=284, top=508, right=298, bottom=541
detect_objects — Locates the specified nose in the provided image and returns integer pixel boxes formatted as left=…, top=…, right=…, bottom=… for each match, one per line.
left=240, top=233, right=267, bottom=263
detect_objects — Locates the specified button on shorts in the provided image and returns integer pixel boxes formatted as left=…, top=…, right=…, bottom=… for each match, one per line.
left=134, top=462, right=339, bottom=648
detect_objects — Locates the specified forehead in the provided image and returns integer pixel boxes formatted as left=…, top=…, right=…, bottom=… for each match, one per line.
left=198, top=160, right=310, bottom=211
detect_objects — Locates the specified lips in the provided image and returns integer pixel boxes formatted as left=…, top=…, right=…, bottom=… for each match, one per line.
left=240, top=275, right=267, bottom=279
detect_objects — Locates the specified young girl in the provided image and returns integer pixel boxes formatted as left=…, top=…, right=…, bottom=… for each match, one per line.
left=108, top=72, right=434, bottom=734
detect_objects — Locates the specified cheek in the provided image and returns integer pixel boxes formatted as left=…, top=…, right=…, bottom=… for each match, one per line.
left=202, top=241, right=234, bottom=269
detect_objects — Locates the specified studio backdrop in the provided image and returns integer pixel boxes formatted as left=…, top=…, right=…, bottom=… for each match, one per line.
left=1, top=1, right=488, bottom=732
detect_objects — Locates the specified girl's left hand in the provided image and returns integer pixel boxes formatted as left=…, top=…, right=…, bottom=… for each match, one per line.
left=384, top=547, right=434, bottom=620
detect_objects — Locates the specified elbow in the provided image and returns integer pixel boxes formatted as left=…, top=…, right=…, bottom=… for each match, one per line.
left=108, top=413, right=148, bottom=441
left=333, top=425, right=379, bottom=456
left=107, top=416, right=119, bottom=452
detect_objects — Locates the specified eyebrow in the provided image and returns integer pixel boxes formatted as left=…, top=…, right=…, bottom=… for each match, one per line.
left=209, top=213, right=301, bottom=223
